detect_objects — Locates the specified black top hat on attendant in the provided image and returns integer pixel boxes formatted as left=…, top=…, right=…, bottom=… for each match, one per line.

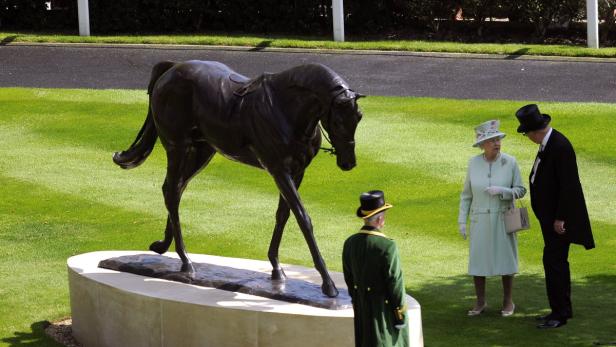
left=357, top=190, right=393, bottom=219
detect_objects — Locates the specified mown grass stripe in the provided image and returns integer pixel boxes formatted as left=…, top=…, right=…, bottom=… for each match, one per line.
left=1, top=87, right=614, bottom=346
left=3, top=32, right=616, bottom=58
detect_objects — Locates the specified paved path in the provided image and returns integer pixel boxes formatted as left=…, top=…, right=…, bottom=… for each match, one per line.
left=1, top=44, right=616, bottom=102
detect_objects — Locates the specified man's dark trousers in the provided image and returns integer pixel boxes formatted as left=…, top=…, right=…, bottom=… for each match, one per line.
left=541, top=221, right=572, bottom=321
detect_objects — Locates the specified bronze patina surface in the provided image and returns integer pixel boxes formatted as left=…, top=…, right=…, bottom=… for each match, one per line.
left=113, top=61, right=364, bottom=297
left=99, top=254, right=352, bottom=310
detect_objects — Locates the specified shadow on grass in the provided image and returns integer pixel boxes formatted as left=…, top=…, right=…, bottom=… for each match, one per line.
left=249, top=40, right=273, bottom=51
left=1, top=321, right=61, bottom=347
left=505, top=48, right=530, bottom=60
left=0, top=35, right=17, bottom=46
left=412, top=273, right=616, bottom=347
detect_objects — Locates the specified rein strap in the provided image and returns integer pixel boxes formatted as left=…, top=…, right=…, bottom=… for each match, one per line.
left=318, top=124, right=336, bottom=156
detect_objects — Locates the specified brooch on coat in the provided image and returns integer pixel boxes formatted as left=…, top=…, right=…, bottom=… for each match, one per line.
left=501, top=157, right=507, bottom=166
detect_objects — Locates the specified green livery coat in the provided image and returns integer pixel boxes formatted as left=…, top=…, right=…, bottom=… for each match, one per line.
left=342, top=226, right=409, bottom=347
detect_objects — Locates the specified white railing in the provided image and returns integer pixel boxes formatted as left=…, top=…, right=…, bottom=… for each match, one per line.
left=587, top=0, right=599, bottom=48
left=77, top=0, right=89, bottom=36
left=332, top=0, right=345, bottom=42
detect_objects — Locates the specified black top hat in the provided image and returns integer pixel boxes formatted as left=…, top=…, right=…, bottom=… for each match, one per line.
left=356, top=190, right=393, bottom=219
left=515, top=104, right=551, bottom=133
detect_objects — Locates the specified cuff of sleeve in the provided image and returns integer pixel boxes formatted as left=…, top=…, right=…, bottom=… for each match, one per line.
left=394, top=304, right=407, bottom=324
left=499, top=188, right=514, bottom=200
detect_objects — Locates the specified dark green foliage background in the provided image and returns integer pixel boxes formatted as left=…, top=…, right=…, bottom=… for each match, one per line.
left=1, top=0, right=612, bottom=38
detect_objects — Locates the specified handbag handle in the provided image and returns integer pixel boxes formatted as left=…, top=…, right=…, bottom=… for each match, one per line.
left=510, top=189, right=526, bottom=208
left=509, top=191, right=516, bottom=209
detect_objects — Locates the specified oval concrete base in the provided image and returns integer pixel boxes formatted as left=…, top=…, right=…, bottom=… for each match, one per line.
left=68, top=251, right=423, bottom=347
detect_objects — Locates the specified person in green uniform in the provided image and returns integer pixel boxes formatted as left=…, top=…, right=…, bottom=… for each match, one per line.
left=343, top=190, right=409, bottom=347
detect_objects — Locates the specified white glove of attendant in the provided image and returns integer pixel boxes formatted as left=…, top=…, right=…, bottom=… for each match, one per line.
left=458, top=223, right=467, bottom=240
left=484, top=186, right=509, bottom=196
left=395, top=324, right=405, bottom=330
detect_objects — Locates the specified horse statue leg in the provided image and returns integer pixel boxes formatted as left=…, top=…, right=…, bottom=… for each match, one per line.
left=271, top=171, right=338, bottom=297
left=268, top=172, right=304, bottom=281
left=268, top=195, right=289, bottom=281
left=157, top=142, right=216, bottom=274
left=149, top=217, right=173, bottom=255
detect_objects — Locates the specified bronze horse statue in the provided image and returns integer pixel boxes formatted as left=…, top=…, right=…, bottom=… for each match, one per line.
left=113, top=61, right=363, bottom=297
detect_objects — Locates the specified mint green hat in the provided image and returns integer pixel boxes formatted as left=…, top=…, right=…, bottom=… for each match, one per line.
left=473, top=120, right=506, bottom=147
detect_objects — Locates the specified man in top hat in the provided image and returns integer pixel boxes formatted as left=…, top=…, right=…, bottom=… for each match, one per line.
left=342, top=190, right=409, bottom=347
left=515, top=104, right=595, bottom=329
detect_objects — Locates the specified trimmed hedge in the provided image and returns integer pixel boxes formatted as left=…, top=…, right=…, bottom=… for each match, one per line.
left=0, top=0, right=611, bottom=39
left=0, top=0, right=76, bottom=30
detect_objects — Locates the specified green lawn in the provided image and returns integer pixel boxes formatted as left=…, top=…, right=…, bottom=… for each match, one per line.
left=0, top=88, right=615, bottom=346
left=3, top=31, right=616, bottom=58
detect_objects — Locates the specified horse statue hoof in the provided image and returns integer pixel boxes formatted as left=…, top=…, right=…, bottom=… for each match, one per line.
left=181, top=262, right=196, bottom=275
left=322, top=282, right=339, bottom=298
left=149, top=240, right=170, bottom=255
left=271, top=268, right=287, bottom=281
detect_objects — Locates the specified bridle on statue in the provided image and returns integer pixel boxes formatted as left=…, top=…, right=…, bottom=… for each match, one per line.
left=319, top=87, right=357, bottom=156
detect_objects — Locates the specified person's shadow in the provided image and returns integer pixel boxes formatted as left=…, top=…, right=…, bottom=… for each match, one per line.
left=413, top=273, right=616, bottom=347
left=1, top=321, right=62, bottom=347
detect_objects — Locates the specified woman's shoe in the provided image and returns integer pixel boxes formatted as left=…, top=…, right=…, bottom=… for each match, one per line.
left=501, top=303, right=515, bottom=317
left=467, top=303, right=487, bottom=316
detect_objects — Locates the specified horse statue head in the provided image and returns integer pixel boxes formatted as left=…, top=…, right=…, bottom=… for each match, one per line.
left=320, top=86, right=365, bottom=171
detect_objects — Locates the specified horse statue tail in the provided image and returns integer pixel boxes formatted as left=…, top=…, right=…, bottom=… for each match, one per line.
left=112, top=61, right=176, bottom=169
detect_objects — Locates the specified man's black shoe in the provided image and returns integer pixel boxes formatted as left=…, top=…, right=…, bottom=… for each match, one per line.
left=535, top=314, right=553, bottom=321
left=537, top=319, right=566, bottom=329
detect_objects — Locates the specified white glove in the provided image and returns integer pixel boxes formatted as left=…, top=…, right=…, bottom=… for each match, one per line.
left=458, top=223, right=467, bottom=240
left=395, top=324, right=405, bottom=330
left=485, top=186, right=506, bottom=196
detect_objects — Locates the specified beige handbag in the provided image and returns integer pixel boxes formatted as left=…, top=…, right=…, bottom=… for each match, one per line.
left=504, top=191, right=530, bottom=234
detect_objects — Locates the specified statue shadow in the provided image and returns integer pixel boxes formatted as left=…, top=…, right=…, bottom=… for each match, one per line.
left=249, top=40, right=273, bottom=51
left=0, top=35, right=17, bottom=46
left=412, top=273, right=616, bottom=346
left=1, top=320, right=62, bottom=347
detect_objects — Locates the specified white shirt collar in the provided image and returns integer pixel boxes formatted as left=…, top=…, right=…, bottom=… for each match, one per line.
left=540, top=127, right=553, bottom=151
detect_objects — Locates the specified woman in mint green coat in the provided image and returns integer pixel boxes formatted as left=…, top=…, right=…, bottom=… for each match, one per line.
left=458, top=120, right=526, bottom=317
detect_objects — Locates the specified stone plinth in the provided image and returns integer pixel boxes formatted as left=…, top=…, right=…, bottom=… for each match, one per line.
left=68, top=251, right=423, bottom=347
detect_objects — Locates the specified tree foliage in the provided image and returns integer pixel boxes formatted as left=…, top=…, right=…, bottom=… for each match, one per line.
left=0, top=0, right=600, bottom=39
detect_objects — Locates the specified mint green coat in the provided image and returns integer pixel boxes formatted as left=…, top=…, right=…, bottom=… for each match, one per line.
left=458, top=153, right=526, bottom=276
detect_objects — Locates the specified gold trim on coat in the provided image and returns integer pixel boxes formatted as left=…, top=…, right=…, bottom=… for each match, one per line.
left=358, top=230, right=388, bottom=238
